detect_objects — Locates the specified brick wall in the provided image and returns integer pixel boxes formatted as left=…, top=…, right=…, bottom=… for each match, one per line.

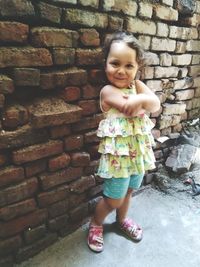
left=0, top=0, right=200, bottom=265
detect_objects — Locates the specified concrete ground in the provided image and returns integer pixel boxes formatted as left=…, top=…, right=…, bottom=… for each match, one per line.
left=16, top=185, right=200, bottom=267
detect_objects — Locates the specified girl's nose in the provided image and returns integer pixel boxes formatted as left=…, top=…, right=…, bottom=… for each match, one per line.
left=117, top=67, right=125, bottom=75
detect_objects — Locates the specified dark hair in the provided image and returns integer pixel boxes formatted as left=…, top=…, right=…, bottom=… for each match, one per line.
left=103, top=31, right=145, bottom=68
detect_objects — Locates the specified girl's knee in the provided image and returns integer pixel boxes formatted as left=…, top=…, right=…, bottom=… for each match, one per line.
left=105, top=197, right=124, bottom=210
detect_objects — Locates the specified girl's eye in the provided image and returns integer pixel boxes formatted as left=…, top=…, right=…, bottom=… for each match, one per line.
left=127, top=64, right=134, bottom=69
left=110, top=62, right=119, bottom=66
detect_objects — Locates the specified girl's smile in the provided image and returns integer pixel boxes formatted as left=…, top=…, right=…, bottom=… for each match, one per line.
left=105, top=41, right=139, bottom=88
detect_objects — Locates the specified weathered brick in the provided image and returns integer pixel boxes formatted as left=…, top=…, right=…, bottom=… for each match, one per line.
left=69, top=175, right=95, bottom=193
left=15, top=233, right=57, bottom=263
left=86, top=144, right=99, bottom=159
left=40, top=68, right=87, bottom=90
left=159, top=115, right=181, bottom=129
left=0, top=0, right=35, bottom=17
left=48, top=199, right=69, bottom=218
left=145, top=52, right=159, bottom=65
left=160, top=53, right=172, bottom=66
left=0, top=153, right=7, bottom=167
left=188, top=65, right=200, bottom=76
left=183, top=13, right=200, bottom=27
left=25, top=159, right=47, bottom=178
left=175, top=41, right=187, bottom=54
left=76, top=48, right=103, bottom=66
left=13, top=68, right=40, bottom=86
left=137, top=35, right=151, bottom=50
left=161, top=0, right=173, bottom=6
left=0, top=177, right=38, bottom=208
left=192, top=54, right=200, bottom=64
left=70, top=152, right=90, bottom=167
left=0, top=235, right=22, bottom=256
left=64, top=134, right=83, bottom=151
left=185, top=98, right=200, bottom=110
left=175, top=89, right=194, bottom=100
left=37, top=185, right=69, bottom=207
left=153, top=5, right=178, bottom=21
left=28, top=97, right=82, bottom=128
left=59, top=86, right=81, bottom=102
left=186, top=40, right=200, bottom=52
left=169, top=26, right=198, bottom=40
left=31, top=27, right=78, bottom=48
left=154, top=66, right=179, bottom=78
left=0, top=47, right=53, bottom=68
left=172, top=54, right=192, bottom=66
left=0, top=93, right=5, bottom=108
left=0, top=256, right=13, bottom=267
left=52, top=48, right=75, bottom=65
left=36, top=2, right=62, bottom=24
left=82, top=84, right=101, bottom=99
left=188, top=108, right=200, bottom=119
left=126, top=18, right=156, bottom=35
left=0, top=21, right=28, bottom=44
left=88, top=184, right=103, bottom=197
left=108, top=15, right=123, bottom=31
left=173, top=78, right=193, bottom=90
left=0, top=75, right=14, bottom=94
left=39, top=167, right=83, bottom=190
left=0, top=166, right=24, bottom=188
left=151, top=38, right=176, bottom=52
left=103, top=0, right=137, bottom=15
left=50, top=124, right=71, bottom=139
left=193, top=76, right=200, bottom=87
left=139, top=1, right=153, bottom=18
left=140, top=67, right=154, bottom=80
left=0, top=199, right=36, bottom=221
left=157, top=22, right=169, bottom=37
left=0, top=125, right=48, bottom=150
left=63, top=9, right=108, bottom=28
left=163, top=103, right=186, bottom=115
left=24, top=224, right=46, bottom=245
left=0, top=209, right=47, bottom=238
left=79, top=29, right=100, bottom=46
left=78, top=100, right=99, bottom=116
left=2, top=104, right=29, bottom=129
left=78, top=0, right=99, bottom=8
left=12, top=140, right=63, bottom=164
left=48, top=153, right=71, bottom=172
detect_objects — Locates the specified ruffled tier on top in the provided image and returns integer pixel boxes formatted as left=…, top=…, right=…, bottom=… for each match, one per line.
left=97, top=114, right=156, bottom=178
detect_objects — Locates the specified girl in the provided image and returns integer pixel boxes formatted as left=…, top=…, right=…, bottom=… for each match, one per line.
left=87, top=32, right=160, bottom=252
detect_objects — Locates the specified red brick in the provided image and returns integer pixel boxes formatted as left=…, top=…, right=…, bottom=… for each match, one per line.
left=50, top=124, right=71, bottom=139
left=25, top=159, right=47, bottom=177
left=78, top=100, right=99, bottom=116
left=151, top=128, right=161, bottom=140
left=24, top=224, right=46, bottom=245
left=88, top=184, right=103, bottom=197
left=48, top=214, right=69, bottom=231
left=0, top=94, right=5, bottom=108
left=84, top=130, right=99, bottom=144
left=0, top=177, right=38, bottom=208
left=64, top=134, right=83, bottom=151
left=37, top=185, right=69, bottom=207
left=69, top=193, right=87, bottom=209
left=86, top=144, right=100, bottom=159
left=82, top=84, right=101, bottom=99
left=69, top=175, right=95, bottom=194
left=48, top=199, right=69, bottom=218
left=88, top=69, right=105, bottom=84
left=76, top=48, right=103, bottom=66
left=71, top=152, right=90, bottom=167
left=0, top=153, right=8, bottom=166
left=59, top=86, right=81, bottom=102
left=69, top=202, right=88, bottom=222
left=15, top=233, right=57, bottom=263
left=0, top=209, right=48, bottom=238
left=12, top=140, right=63, bottom=164
left=72, top=115, right=99, bottom=132
left=0, top=198, right=37, bottom=221
left=0, top=21, right=28, bottom=43
left=0, top=235, right=22, bottom=256
left=48, top=153, right=71, bottom=172
left=83, top=160, right=99, bottom=175
left=0, top=166, right=24, bottom=188
left=13, top=68, right=40, bottom=86
left=39, top=167, right=83, bottom=190
left=79, top=29, right=100, bottom=46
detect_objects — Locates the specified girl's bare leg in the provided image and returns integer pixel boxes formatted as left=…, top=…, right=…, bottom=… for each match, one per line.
left=91, top=197, right=124, bottom=226
left=116, top=188, right=134, bottom=223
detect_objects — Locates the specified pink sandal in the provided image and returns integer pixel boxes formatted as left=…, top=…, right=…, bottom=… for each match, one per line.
left=87, top=224, right=104, bottom=252
left=117, top=218, right=143, bottom=242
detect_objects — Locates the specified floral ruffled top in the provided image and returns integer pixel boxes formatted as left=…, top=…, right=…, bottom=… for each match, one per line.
left=97, top=86, right=156, bottom=179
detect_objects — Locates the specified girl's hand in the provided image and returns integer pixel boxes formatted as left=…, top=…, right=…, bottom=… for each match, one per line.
left=121, top=95, right=144, bottom=117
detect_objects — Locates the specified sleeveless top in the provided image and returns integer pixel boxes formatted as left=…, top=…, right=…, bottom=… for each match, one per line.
left=97, top=86, right=156, bottom=179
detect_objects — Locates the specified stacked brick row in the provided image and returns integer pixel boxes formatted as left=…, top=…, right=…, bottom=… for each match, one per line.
left=0, top=0, right=199, bottom=265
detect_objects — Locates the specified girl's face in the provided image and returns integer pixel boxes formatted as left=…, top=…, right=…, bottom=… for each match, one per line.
left=105, top=41, right=139, bottom=88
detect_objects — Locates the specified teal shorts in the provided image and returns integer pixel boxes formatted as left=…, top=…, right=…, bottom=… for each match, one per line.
left=103, top=174, right=144, bottom=199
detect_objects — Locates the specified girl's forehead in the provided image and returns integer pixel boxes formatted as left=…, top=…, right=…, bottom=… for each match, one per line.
left=108, top=41, right=137, bottom=59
